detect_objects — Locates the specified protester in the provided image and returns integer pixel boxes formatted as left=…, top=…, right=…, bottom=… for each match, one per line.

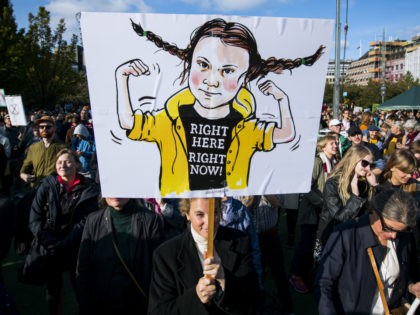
left=220, top=196, right=263, bottom=289
left=328, top=119, right=350, bottom=159
left=76, top=197, right=162, bottom=315
left=383, top=121, right=405, bottom=158
left=70, top=124, right=96, bottom=179
left=401, top=119, right=419, bottom=149
left=315, top=144, right=378, bottom=260
left=142, top=198, right=186, bottom=240
left=315, top=189, right=420, bottom=314
left=148, top=198, right=258, bottom=315
left=20, top=115, right=66, bottom=188
left=281, top=193, right=300, bottom=248
left=0, top=114, right=20, bottom=157
left=345, top=125, right=385, bottom=174
left=363, top=124, right=384, bottom=150
left=28, top=149, right=99, bottom=315
left=341, top=109, right=352, bottom=132
left=409, top=140, right=420, bottom=180
left=378, top=149, right=420, bottom=205
left=289, top=135, right=337, bottom=294
left=359, top=111, right=373, bottom=135
left=1, top=114, right=23, bottom=196
left=0, top=143, right=8, bottom=195
left=65, top=113, right=80, bottom=144
left=17, top=115, right=67, bottom=254
left=242, top=195, right=293, bottom=314
left=0, top=194, right=15, bottom=284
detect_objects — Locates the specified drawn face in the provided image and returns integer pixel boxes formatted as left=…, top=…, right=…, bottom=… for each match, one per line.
left=56, top=153, right=77, bottom=178
left=188, top=37, right=249, bottom=109
left=186, top=198, right=220, bottom=239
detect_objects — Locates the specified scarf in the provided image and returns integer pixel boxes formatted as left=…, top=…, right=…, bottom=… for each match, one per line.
left=190, top=224, right=208, bottom=267
left=319, top=152, right=333, bottom=182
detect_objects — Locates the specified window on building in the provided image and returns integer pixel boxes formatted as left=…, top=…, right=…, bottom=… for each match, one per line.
left=396, top=65, right=399, bottom=70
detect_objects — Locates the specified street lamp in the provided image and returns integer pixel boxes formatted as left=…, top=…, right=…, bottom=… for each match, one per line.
left=380, top=84, right=386, bottom=104
left=333, top=0, right=341, bottom=119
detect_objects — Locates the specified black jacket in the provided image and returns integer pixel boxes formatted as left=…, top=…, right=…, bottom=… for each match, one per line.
left=148, top=225, right=258, bottom=315
left=76, top=202, right=163, bottom=315
left=29, top=174, right=99, bottom=253
left=315, top=214, right=418, bottom=314
left=316, top=176, right=369, bottom=245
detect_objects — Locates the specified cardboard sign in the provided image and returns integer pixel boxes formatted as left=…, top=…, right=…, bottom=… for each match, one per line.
left=81, top=12, right=333, bottom=197
left=5, top=95, right=27, bottom=126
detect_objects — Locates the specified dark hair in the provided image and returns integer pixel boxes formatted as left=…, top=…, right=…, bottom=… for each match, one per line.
left=131, top=18, right=325, bottom=85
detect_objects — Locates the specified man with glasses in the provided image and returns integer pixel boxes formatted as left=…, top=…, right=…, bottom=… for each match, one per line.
left=20, top=116, right=66, bottom=188
left=316, top=189, right=420, bottom=314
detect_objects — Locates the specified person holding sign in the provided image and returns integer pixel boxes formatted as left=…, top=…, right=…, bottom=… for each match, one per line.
left=148, top=198, right=258, bottom=314
left=116, top=18, right=324, bottom=196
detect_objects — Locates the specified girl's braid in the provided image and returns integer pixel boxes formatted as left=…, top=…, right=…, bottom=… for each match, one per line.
left=131, top=19, right=187, bottom=60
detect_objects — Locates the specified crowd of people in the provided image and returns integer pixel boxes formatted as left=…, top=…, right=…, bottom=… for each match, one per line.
left=1, top=103, right=420, bottom=315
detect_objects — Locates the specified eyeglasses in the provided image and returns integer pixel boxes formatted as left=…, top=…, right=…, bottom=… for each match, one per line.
left=360, top=159, right=375, bottom=168
left=39, top=125, right=53, bottom=130
left=375, top=210, right=411, bottom=234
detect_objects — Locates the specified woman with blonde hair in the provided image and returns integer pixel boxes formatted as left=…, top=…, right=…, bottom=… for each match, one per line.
left=314, top=145, right=379, bottom=260
left=378, top=149, right=420, bottom=204
left=148, top=198, right=258, bottom=314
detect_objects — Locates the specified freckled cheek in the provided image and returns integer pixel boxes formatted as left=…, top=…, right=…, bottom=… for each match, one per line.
left=223, top=78, right=239, bottom=93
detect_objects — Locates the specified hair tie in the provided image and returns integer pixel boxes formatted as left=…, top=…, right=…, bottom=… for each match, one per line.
left=301, top=58, right=306, bottom=65
left=143, top=31, right=148, bottom=37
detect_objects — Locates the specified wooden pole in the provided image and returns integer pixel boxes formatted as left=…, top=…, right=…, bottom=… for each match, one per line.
left=206, top=198, right=215, bottom=259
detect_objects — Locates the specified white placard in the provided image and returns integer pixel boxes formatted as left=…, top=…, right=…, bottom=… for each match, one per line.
left=81, top=12, right=334, bottom=198
left=0, top=89, right=6, bottom=107
left=5, top=95, right=27, bottom=126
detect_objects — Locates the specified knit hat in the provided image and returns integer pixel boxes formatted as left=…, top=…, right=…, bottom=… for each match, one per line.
left=73, top=124, right=89, bottom=138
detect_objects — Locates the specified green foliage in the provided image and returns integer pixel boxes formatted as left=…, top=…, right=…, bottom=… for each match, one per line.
left=0, top=0, right=25, bottom=95
left=0, top=4, right=89, bottom=110
left=324, top=73, right=420, bottom=109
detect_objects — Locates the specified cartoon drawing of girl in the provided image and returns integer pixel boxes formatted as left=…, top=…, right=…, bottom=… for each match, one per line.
left=116, top=18, right=324, bottom=196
